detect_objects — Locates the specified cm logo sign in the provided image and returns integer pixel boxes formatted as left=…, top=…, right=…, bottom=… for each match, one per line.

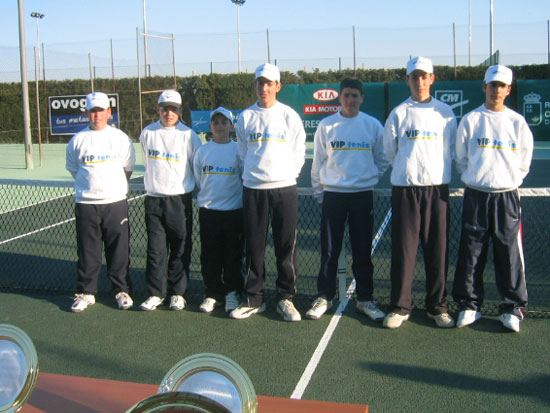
left=435, top=90, right=468, bottom=118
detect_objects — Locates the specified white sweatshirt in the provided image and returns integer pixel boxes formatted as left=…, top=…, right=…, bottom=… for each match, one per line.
left=140, top=120, right=202, bottom=197
left=456, top=104, right=534, bottom=192
left=193, top=140, right=243, bottom=211
left=66, top=125, right=135, bottom=204
left=383, top=97, right=457, bottom=187
left=311, top=111, right=389, bottom=203
left=236, top=101, right=306, bottom=189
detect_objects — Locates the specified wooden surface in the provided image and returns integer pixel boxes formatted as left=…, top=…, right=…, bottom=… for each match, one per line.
left=19, top=372, right=368, bottom=412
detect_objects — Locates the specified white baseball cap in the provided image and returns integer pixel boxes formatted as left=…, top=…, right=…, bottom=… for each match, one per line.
left=484, top=65, right=513, bottom=85
left=158, top=90, right=182, bottom=107
left=255, top=63, right=280, bottom=82
left=210, top=106, right=233, bottom=123
left=86, top=92, right=110, bottom=110
left=406, top=56, right=434, bottom=75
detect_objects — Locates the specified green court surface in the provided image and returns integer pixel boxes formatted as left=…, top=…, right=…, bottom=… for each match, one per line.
left=1, top=142, right=550, bottom=411
left=0, top=292, right=549, bottom=411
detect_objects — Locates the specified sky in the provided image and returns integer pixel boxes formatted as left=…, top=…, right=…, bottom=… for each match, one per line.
left=1, top=0, right=549, bottom=80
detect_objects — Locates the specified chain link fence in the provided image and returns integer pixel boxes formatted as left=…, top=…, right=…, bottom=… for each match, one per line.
left=2, top=22, right=549, bottom=82
left=1, top=181, right=548, bottom=317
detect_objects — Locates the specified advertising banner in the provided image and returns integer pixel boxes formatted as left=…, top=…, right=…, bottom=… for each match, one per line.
left=278, top=82, right=385, bottom=141
left=387, top=80, right=486, bottom=121
left=517, top=80, right=550, bottom=141
left=191, top=110, right=242, bottom=133
left=49, top=94, right=120, bottom=135
left=189, top=80, right=548, bottom=141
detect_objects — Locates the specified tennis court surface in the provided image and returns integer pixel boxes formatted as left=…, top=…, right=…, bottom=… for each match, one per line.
left=1, top=143, right=550, bottom=411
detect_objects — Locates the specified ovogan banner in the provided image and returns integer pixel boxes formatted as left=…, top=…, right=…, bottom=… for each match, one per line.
left=49, top=94, right=120, bottom=135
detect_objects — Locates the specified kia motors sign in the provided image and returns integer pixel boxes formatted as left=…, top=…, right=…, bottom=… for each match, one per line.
left=313, top=88, right=339, bottom=102
left=278, top=83, right=385, bottom=140
left=49, top=94, right=120, bottom=135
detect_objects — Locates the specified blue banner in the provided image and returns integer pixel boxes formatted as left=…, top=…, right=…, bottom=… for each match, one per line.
left=191, top=110, right=242, bottom=133
left=49, top=94, right=120, bottom=135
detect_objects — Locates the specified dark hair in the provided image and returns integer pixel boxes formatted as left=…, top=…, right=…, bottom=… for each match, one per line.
left=340, top=77, right=363, bottom=94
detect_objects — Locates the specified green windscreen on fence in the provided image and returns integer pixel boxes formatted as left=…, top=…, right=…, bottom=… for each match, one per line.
left=1, top=180, right=549, bottom=317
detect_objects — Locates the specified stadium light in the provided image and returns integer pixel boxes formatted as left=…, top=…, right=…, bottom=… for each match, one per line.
left=30, top=11, right=45, bottom=166
left=30, top=12, right=44, bottom=59
left=18, top=0, right=33, bottom=169
left=142, top=0, right=150, bottom=77
left=231, top=0, right=246, bottom=73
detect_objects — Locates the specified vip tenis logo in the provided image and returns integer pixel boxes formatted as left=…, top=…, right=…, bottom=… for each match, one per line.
left=435, top=90, right=468, bottom=118
left=523, top=92, right=543, bottom=126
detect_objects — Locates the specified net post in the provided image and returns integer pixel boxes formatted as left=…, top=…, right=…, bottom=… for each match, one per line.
left=338, top=250, right=347, bottom=302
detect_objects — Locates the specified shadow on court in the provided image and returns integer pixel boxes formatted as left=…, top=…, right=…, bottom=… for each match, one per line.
left=364, top=362, right=550, bottom=407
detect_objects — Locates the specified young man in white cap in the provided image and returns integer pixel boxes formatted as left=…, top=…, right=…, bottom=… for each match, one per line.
left=453, top=65, right=533, bottom=332
left=193, top=107, right=243, bottom=314
left=383, top=56, right=457, bottom=329
left=66, top=91, right=136, bottom=312
left=306, top=77, right=389, bottom=321
left=139, top=89, right=202, bottom=311
left=230, top=63, right=306, bottom=321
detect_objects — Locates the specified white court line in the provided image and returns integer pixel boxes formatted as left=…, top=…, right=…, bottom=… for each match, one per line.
left=0, top=175, right=145, bottom=217
left=0, top=218, right=75, bottom=246
left=291, top=208, right=392, bottom=400
left=0, top=192, right=146, bottom=246
left=0, top=191, right=75, bottom=216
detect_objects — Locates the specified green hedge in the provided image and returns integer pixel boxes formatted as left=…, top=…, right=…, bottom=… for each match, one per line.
left=0, top=64, right=548, bottom=143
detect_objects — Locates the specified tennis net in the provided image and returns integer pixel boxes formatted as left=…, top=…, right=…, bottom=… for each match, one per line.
left=1, top=180, right=548, bottom=317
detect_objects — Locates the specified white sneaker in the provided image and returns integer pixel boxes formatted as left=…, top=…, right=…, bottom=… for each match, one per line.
left=140, top=296, right=164, bottom=311
left=225, top=292, right=240, bottom=313
left=456, top=309, right=482, bottom=328
left=200, top=297, right=217, bottom=313
left=427, top=312, right=455, bottom=328
left=356, top=300, right=385, bottom=321
left=230, top=303, right=266, bottom=319
left=277, top=299, right=301, bottom=322
left=170, top=295, right=186, bottom=311
left=115, top=292, right=133, bottom=310
left=383, top=312, right=410, bottom=329
left=499, top=313, right=522, bottom=332
left=71, top=294, right=95, bottom=312
left=305, top=297, right=332, bottom=320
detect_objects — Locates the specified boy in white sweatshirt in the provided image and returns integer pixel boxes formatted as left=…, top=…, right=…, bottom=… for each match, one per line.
left=306, top=77, right=389, bottom=320
left=193, top=107, right=244, bottom=314
left=66, top=92, right=135, bottom=312
left=383, top=56, right=457, bottom=329
left=230, top=63, right=306, bottom=321
left=139, top=90, right=202, bottom=311
left=453, top=65, right=533, bottom=333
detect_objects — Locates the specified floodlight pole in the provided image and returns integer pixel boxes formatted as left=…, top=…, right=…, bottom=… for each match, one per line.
left=489, top=0, right=494, bottom=64
left=237, top=5, right=241, bottom=72
left=143, top=0, right=150, bottom=77
left=468, top=0, right=472, bottom=66
left=30, top=13, right=44, bottom=77
left=353, top=25, right=357, bottom=76
left=18, top=0, right=33, bottom=169
left=31, top=11, right=44, bottom=166
left=266, top=28, right=271, bottom=64
left=231, top=0, right=246, bottom=73
left=453, top=23, right=457, bottom=80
